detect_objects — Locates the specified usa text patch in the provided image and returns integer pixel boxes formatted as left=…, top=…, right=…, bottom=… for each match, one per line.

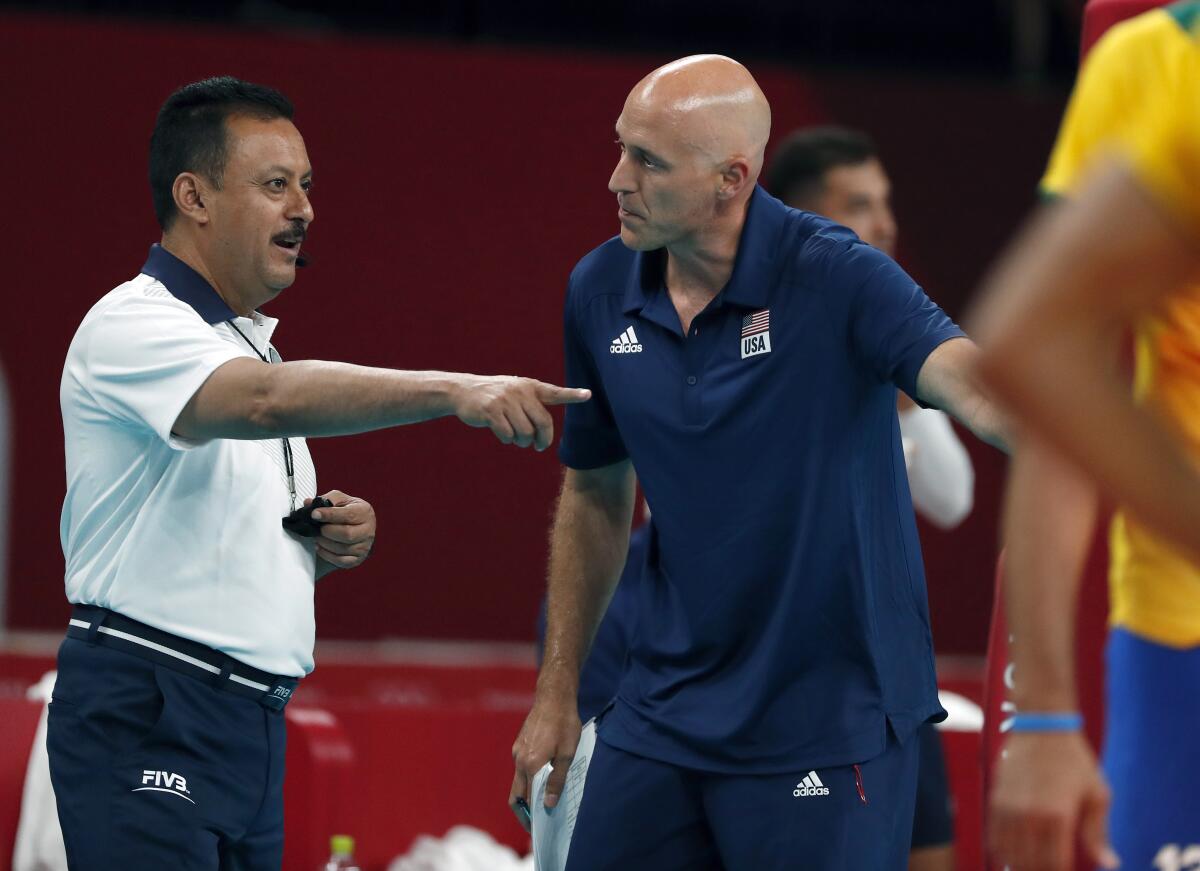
left=741, top=309, right=771, bottom=359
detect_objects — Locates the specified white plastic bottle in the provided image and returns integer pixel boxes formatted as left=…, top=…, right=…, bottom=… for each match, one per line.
left=321, top=834, right=362, bottom=871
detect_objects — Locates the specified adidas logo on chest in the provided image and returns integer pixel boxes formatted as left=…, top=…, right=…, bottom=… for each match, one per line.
left=610, top=326, right=643, bottom=354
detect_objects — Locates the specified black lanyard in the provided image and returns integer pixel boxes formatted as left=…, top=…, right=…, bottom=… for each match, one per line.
left=226, top=320, right=297, bottom=511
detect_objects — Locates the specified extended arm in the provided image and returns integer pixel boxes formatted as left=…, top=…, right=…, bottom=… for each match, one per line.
left=974, top=161, right=1200, bottom=560
left=173, top=357, right=590, bottom=451
left=508, top=460, right=636, bottom=827
left=915, top=337, right=1011, bottom=453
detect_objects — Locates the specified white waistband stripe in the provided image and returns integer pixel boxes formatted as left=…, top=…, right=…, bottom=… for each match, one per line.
left=228, top=672, right=271, bottom=692
left=70, top=617, right=276, bottom=690
left=96, top=625, right=221, bottom=675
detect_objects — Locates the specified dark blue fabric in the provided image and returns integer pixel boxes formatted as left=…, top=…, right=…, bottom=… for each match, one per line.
left=1103, top=628, right=1200, bottom=866
left=47, top=637, right=287, bottom=870
left=537, top=526, right=648, bottom=721
left=558, top=187, right=957, bottom=773
left=542, top=527, right=952, bottom=851
left=141, top=244, right=238, bottom=324
left=911, top=722, right=954, bottom=848
left=565, top=728, right=919, bottom=870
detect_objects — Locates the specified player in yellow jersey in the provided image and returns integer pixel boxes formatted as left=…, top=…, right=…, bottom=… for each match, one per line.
left=975, top=3, right=1200, bottom=869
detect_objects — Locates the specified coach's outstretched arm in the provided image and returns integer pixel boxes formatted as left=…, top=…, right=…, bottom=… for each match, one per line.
left=173, top=357, right=589, bottom=450
left=914, top=337, right=1011, bottom=454
left=508, top=460, right=636, bottom=830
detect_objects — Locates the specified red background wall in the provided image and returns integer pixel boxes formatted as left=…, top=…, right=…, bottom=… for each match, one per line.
left=0, top=13, right=1066, bottom=653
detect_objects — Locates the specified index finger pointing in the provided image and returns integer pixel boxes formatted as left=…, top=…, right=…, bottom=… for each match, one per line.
left=536, top=383, right=592, bottom=406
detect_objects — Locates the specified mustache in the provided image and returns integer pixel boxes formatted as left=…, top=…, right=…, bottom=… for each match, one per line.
left=273, top=222, right=311, bottom=268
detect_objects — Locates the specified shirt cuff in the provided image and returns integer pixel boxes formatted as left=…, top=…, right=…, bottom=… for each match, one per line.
left=895, top=328, right=967, bottom=405
left=558, top=429, right=629, bottom=470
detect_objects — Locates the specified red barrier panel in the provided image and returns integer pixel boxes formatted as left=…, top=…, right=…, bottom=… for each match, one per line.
left=0, top=697, right=43, bottom=869
left=283, top=706, right=358, bottom=871
left=942, top=726, right=984, bottom=870
left=1, top=646, right=988, bottom=869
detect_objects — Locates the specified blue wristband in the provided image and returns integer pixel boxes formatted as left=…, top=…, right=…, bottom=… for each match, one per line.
left=1006, top=712, right=1084, bottom=733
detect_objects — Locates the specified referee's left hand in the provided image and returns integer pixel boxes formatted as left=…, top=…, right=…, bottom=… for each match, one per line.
left=308, top=490, right=376, bottom=570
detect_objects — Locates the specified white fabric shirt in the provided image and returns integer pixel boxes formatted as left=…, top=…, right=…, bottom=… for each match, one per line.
left=59, top=246, right=318, bottom=675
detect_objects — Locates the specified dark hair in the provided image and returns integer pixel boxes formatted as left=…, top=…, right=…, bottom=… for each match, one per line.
left=764, top=125, right=878, bottom=208
left=149, top=76, right=294, bottom=230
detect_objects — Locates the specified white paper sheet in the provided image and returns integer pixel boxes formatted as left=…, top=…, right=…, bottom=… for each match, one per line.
left=530, top=718, right=596, bottom=871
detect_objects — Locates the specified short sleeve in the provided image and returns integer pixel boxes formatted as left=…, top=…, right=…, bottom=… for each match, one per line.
left=1120, top=59, right=1200, bottom=238
left=81, top=288, right=244, bottom=449
left=1041, top=16, right=1149, bottom=197
left=557, top=282, right=629, bottom=470
left=848, top=249, right=965, bottom=399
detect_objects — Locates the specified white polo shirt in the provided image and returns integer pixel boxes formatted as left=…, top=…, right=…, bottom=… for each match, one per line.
left=59, top=244, right=319, bottom=676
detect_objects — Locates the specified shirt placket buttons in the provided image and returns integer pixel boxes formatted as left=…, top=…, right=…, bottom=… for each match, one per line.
left=682, top=320, right=707, bottom=424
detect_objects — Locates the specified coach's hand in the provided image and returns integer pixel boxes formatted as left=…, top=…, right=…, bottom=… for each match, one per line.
left=509, top=684, right=581, bottom=832
left=308, top=490, right=376, bottom=570
left=452, top=375, right=590, bottom=452
left=988, top=732, right=1119, bottom=871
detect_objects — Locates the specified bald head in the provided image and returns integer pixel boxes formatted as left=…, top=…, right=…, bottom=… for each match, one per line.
left=629, top=55, right=771, bottom=178
left=609, top=55, right=772, bottom=253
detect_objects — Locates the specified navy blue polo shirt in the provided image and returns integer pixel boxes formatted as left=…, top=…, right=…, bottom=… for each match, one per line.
left=558, top=186, right=961, bottom=775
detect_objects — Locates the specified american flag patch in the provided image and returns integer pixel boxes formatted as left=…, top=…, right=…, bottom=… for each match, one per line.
left=742, top=309, right=770, bottom=337
left=740, top=309, right=772, bottom=359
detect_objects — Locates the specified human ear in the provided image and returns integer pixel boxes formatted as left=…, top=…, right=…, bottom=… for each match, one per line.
left=172, top=172, right=211, bottom=226
left=717, top=157, right=751, bottom=200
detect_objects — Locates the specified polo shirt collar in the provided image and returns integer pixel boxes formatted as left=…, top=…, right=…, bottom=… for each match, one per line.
left=721, top=185, right=786, bottom=308
left=141, top=243, right=238, bottom=325
left=622, top=249, right=678, bottom=334
left=622, top=185, right=787, bottom=321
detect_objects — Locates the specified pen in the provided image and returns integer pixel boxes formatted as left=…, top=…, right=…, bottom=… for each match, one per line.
left=514, top=796, right=532, bottom=827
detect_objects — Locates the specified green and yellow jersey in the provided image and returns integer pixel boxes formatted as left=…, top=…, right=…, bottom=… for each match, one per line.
left=1042, top=1, right=1200, bottom=647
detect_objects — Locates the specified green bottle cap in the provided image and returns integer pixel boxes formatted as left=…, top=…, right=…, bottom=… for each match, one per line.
left=331, top=834, right=355, bottom=856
